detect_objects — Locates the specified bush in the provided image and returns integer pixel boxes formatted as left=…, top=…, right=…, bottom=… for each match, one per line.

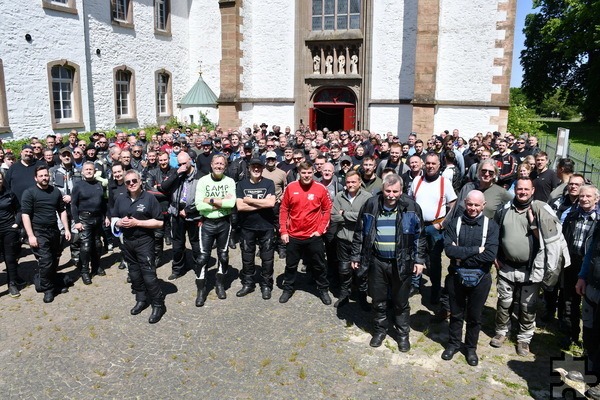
left=1, top=111, right=216, bottom=155
left=507, top=103, right=546, bottom=136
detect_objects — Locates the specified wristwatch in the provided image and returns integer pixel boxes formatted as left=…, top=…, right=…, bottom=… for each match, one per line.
left=209, top=198, right=215, bottom=205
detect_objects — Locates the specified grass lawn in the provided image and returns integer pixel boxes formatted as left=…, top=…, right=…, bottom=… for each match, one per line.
left=537, top=119, right=600, bottom=159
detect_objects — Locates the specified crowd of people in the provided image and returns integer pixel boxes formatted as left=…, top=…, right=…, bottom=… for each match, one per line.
left=0, top=124, right=599, bottom=396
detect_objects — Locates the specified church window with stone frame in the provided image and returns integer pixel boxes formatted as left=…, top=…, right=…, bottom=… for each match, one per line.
left=155, top=70, right=172, bottom=118
left=312, top=0, right=360, bottom=31
left=0, top=59, right=9, bottom=133
left=111, top=0, right=133, bottom=27
left=154, top=0, right=171, bottom=35
left=42, top=0, right=77, bottom=14
left=113, top=66, right=137, bottom=123
left=47, top=60, right=83, bottom=129
left=51, top=66, right=73, bottom=120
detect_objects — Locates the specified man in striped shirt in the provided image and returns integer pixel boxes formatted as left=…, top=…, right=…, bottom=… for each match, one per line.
left=351, top=174, right=426, bottom=350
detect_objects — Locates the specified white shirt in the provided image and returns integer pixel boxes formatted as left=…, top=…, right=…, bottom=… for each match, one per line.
left=409, top=175, right=457, bottom=222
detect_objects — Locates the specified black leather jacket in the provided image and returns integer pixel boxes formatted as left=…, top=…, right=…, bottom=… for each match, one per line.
left=351, top=194, right=426, bottom=277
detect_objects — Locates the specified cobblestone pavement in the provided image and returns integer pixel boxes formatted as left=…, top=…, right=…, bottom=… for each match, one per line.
left=0, top=245, right=564, bottom=399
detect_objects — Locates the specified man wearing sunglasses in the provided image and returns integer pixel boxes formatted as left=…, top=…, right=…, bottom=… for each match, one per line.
left=50, top=147, right=83, bottom=274
left=235, top=159, right=277, bottom=299
left=161, top=152, right=202, bottom=281
left=445, top=159, right=511, bottom=222
left=113, top=170, right=165, bottom=324
left=511, top=137, right=529, bottom=164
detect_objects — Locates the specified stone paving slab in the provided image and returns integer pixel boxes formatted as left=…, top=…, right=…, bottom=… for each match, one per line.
left=0, top=246, right=563, bottom=399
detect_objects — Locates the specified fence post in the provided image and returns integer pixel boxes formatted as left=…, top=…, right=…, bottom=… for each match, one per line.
left=583, top=148, right=589, bottom=181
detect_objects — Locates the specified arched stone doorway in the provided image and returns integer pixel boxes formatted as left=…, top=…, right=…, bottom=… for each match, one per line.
left=309, top=87, right=356, bottom=132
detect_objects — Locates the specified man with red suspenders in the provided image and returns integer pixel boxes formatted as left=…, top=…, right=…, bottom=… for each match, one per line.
left=409, top=153, right=457, bottom=317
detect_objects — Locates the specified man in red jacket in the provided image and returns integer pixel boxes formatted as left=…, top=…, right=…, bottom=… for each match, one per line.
left=279, top=161, right=332, bottom=305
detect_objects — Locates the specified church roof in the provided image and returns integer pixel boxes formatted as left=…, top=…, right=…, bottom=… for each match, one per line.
left=179, top=74, right=218, bottom=107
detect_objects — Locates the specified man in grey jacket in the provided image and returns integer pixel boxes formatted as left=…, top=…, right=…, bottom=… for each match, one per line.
left=331, top=171, right=372, bottom=309
left=490, top=177, right=568, bottom=356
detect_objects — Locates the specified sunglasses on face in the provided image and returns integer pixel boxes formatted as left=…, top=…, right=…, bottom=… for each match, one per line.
left=481, top=169, right=495, bottom=176
left=125, top=178, right=139, bottom=186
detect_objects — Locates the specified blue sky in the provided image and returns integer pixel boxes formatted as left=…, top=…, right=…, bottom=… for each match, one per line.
left=511, top=0, right=535, bottom=87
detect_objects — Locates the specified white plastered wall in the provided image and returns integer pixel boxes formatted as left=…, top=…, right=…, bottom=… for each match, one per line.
left=369, top=105, right=414, bottom=138
left=1, top=4, right=87, bottom=138
left=238, top=0, right=294, bottom=128
left=435, top=0, right=500, bottom=102
left=434, top=106, right=500, bottom=139
left=187, top=0, right=221, bottom=117
left=86, top=0, right=190, bottom=130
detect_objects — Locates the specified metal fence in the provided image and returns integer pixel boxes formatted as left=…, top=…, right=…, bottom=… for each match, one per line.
left=540, top=134, right=600, bottom=187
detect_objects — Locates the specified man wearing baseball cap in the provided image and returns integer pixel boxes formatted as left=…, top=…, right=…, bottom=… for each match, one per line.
left=235, top=158, right=277, bottom=299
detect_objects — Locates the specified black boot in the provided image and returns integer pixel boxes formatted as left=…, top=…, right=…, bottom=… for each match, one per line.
left=215, top=274, right=227, bottom=299
left=8, top=281, right=21, bottom=298
left=130, top=301, right=149, bottom=315
left=195, top=279, right=207, bottom=307
left=81, top=265, right=92, bottom=285
left=148, top=305, right=166, bottom=324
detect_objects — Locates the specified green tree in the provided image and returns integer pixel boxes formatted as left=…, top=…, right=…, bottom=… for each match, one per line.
left=537, top=89, right=580, bottom=120
left=508, top=88, right=545, bottom=134
left=521, top=0, right=600, bottom=122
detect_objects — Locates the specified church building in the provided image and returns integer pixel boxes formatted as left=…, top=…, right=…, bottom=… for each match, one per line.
left=0, top=0, right=516, bottom=140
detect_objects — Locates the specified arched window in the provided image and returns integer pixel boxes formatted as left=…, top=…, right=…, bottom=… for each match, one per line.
left=113, top=66, right=137, bottom=123
left=42, top=0, right=77, bottom=14
left=154, top=0, right=171, bottom=34
left=155, top=69, right=172, bottom=119
left=111, top=0, right=134, bottom=27
left=47, top=60, right=83, bottom=129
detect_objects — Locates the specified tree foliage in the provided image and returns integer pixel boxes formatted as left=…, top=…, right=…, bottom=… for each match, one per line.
left=521, top=0, right=600, bottom=122
left=508, top=88, right=546, bottom=135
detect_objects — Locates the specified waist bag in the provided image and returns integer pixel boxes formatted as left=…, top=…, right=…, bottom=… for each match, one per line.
left=455, top=216, right=489, bottom=288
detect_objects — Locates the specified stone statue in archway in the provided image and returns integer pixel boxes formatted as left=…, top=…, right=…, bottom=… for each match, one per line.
left=325, top=54, right=334, bottom=75
left=313, top=55, right=320, bottom=74
left=338, top=54, right=346, bottom=75
left=350, top=54, right=358, bottom=74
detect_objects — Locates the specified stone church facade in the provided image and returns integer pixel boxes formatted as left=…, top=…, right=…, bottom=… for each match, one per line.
left=0, top=0, right=515, bottom=140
